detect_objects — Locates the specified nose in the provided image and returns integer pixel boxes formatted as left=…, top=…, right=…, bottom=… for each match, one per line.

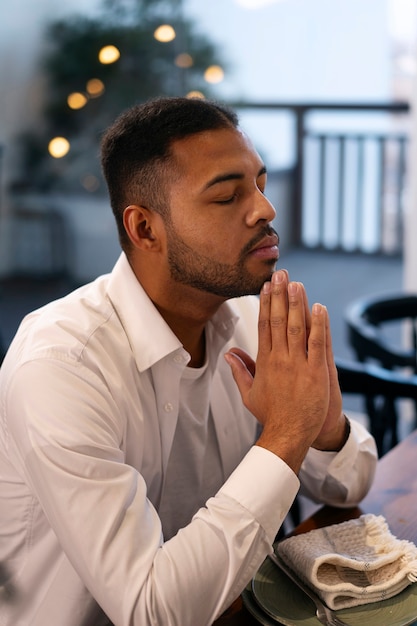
left=246, top=188, right=276, bottom=226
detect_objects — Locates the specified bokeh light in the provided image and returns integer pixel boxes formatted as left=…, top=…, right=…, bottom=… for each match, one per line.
left=81, top=174, right=100, bottom=192
left=204, top=65, right=224, bottom=84
left=154, top=24, right=176, bottom=42
left=175, top=53, right=193, bottom=68
left=48, top=137, right=70, bottom=158
left=186, top=91, right=205, bottom=99
left=67, top=92, right=88, bottom=110
left=98, top=45, right=120, bottom=64
left=86, top=78, right=105, bottom=97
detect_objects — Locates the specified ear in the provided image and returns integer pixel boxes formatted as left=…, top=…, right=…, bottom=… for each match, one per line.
left=123, top=205, right=162, bottom=251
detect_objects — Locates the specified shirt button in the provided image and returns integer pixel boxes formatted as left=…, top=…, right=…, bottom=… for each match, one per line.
left=164, top=402, right=174, bottom=412
left=173, top=354, right=183, bottom=363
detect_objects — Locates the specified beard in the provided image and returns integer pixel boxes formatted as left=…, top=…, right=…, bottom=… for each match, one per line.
left=165, top=222, right=278, bottom=298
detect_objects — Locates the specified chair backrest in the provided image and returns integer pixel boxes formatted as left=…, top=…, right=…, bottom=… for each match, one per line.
left=336, top=358, right=417, bottom=399
left=345, top=293, right=417, bottom=371
left=345, top=293, right=417, bottom=454
left=335, top=357, right=417, bottom=455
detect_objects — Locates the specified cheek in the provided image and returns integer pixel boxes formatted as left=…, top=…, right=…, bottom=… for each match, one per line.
left=191, top=222, right=237, bottom=253
left=170, top=206, right=245, bottom=259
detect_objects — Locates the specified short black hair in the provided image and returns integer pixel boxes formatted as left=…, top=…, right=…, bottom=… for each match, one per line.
left=101, top=96, right=239, bottom=251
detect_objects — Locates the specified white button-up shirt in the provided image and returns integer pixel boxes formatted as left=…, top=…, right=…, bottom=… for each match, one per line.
left=0, top=253, right=377, bottom=626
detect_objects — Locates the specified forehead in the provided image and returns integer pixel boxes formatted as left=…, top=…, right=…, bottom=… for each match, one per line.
left=169, top=127, right=264, bottom=186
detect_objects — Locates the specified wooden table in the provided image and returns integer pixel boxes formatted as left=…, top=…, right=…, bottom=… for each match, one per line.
left=214, top=429, right=417, bottom=625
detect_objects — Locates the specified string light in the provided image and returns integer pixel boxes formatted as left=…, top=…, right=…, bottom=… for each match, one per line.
left=86, top=78, right=105, bottom=97
left=67, top=92, right=88, bottom=110
left=98, top=45, right=120, bottom=64
left=154, top=25, right=176, bottom=42
left=48, top=137, right=70, bottom=158
left=204, top=65, right=224, bottom=84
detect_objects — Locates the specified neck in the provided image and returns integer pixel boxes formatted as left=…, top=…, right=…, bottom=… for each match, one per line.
left=128, top=254, right=226, bottom=367
left=154, top=302, right=209, bottom=367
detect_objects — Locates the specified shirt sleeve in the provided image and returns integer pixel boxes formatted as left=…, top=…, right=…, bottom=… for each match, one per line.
left=5, top=359, right=300, bottom=626
left=298, top=417, right=378, bottom=506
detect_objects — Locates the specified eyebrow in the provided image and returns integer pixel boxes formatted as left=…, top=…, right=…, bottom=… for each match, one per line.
left=202, top=165, right=267, bottom=191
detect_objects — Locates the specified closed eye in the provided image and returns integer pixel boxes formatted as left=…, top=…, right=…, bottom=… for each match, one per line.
left=215, top=194, right=238, bottom=205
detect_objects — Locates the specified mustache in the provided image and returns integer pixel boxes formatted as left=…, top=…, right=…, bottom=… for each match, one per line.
left=240, top=225, right=279, bottom=257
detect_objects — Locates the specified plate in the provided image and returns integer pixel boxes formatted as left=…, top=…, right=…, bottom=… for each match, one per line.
left=250, top=557, right=417, bottom=626
left=241, top=586, right=277, bottom=626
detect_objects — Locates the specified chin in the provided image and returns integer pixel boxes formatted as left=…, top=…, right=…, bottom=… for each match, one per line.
left=261, top=264, right=276, bottom=281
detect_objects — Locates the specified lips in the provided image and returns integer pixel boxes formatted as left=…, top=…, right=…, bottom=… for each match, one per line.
left=251, top=234, right=279, bottom=252
left=249, top=234, right=280, bottom=260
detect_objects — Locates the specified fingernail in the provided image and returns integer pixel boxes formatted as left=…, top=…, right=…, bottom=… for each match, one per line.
left=272, top=271, right=284, bottom=284
left=313, top=303, right=323, bottom=315
left=263, top=281, right=271, bottom=294
left=288, top=282, right=298, bottom=295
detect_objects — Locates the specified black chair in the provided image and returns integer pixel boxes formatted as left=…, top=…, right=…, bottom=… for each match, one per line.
left=346, top=293, right=417, bottom=372
left=344, top=293, right=417, bottom=455
left=336, top=357, right=417, bottom=399
left=336, top=356, right=417, bottom=455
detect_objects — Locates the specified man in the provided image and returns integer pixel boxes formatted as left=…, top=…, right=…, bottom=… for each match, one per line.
left=0, top=97, right=377, bottom=626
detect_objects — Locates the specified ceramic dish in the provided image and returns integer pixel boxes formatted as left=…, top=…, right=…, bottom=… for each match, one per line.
left=249, top=557, right=417, bottom=626
left=241, top=586, right=276, bottom=625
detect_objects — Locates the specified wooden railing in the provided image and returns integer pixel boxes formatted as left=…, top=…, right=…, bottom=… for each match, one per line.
left=232, top=101, right=410, bottom=255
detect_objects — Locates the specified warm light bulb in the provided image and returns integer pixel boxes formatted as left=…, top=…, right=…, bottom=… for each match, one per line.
left=154, top=24, right=176, bottom=42
left=67, top=92, right=88, bottom=110
left=186, top=91, right=205, bottom=99
left=98, top=45, right=120, bottom=64
left=86, top=78, right=105, bottom=97
left=48, top=137, right=70, bottom=158
left=204, top=65, right=224, bottom=84
left=175, top=53, right=193, bottom=68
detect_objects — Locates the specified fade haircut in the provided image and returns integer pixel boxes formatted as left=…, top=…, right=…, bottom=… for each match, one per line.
left=100, top=96, right=239, bottom=251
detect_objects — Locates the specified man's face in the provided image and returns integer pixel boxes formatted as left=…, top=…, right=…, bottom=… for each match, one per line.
left=164, top=127, right=279, bottom=298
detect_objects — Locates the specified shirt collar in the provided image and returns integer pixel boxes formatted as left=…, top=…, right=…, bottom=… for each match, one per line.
left=107, top=253, right=240, bottom=372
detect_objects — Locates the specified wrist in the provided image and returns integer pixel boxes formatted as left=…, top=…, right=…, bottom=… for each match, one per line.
left=313, top=413, right=350, bottom=452
left=255, top=430, right=310, bottom=475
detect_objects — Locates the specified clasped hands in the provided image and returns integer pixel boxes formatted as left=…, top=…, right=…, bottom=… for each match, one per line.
left=225, top=270, right=347, bottom=474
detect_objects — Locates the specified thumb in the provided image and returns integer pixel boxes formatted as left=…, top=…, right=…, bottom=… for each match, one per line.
left=224, top=348, right=255, bottom=403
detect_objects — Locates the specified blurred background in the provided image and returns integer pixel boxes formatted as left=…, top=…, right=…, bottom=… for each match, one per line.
left=1, top=0, right=417, bottom=431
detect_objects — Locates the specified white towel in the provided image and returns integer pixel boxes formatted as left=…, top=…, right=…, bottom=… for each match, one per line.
left=276, top=514, right=417, bottom=610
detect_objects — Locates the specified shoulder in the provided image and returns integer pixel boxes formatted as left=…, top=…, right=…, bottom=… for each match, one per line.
left=5, top=274, right=116, bottom=366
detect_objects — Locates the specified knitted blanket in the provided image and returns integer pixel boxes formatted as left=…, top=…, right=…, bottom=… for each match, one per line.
left=276, top=514, right=417, bottom=610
